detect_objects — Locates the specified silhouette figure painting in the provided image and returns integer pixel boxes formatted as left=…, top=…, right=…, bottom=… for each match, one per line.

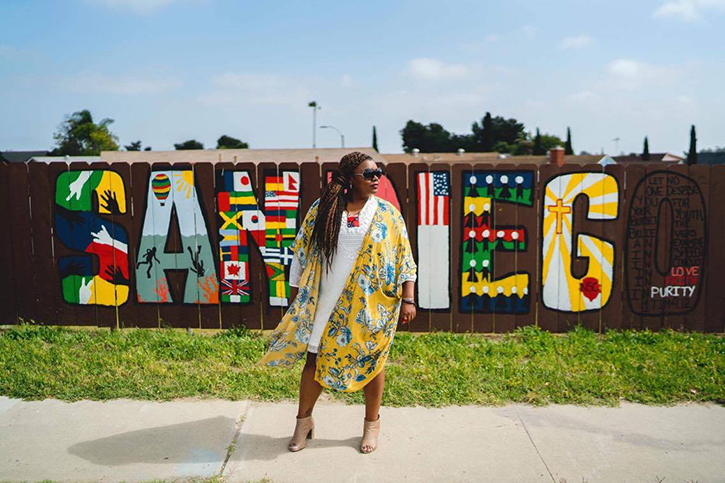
left=136, top=247, right=160, bottom=278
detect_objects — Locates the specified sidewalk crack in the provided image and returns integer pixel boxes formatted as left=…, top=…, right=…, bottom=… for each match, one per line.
left=514, top=406, right=556, bottom=483
left=219, top=401, right=253, bottom=477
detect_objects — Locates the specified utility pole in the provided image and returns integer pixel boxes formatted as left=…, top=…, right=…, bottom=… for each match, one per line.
left=308, top=101, right=320, bottom=148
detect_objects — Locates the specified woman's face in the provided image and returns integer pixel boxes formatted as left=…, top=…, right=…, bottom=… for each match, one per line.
left=350, top=160, right=380, bottom=198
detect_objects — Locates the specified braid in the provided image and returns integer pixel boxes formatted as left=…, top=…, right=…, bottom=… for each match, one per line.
left=312, top=151, right=372, bottom=272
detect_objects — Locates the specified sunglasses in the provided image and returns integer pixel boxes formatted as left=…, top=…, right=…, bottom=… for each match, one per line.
left=353, top=167, right=384, bottom=181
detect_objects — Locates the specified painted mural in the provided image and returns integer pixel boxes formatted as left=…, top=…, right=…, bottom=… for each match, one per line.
left=541, top=172, right=619, bottom=312
left=416, top=171, right=451, bottom=309
left=460, top=171, right=532, bottom=314
left=216, top=170, right=300, bottom=306
left=135, top=170, right=218, bottom=304
left=625, top=171, right=707, bottom=315
left=7, top=162, right=718, bottom=331
left=55, top=170, right=130, bottom=306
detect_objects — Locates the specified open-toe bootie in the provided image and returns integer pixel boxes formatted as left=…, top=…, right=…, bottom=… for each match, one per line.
left=360, top=415, right=380, bottom=454
left=288, top=415, right=315, bottom=452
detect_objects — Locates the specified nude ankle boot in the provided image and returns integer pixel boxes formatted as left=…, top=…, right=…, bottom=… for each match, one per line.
left=288, top=415, right=315, bottom=452
left=360, top=415, right=380, bottom=454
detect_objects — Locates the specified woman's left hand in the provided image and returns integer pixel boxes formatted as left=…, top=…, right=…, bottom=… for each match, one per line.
left=399, top=302, right=416, bottom=325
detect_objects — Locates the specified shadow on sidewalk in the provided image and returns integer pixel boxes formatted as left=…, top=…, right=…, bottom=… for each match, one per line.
left=68, top=415, right=234, bottom=466
left=233, top=433, right=362, bottom=461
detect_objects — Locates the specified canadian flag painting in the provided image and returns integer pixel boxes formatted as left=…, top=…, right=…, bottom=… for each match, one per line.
left=416, top=171, right=451, bottom=309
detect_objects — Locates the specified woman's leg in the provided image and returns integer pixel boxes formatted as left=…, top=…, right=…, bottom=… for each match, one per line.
left=297, top=351, right=324, bottom=418
left=362, top=366, right=385, bottom=421
left=360, top=367, right=385, bottom=453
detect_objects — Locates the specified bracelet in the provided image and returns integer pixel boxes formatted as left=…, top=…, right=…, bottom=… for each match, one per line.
left=402, top=297, right=416, bottom=307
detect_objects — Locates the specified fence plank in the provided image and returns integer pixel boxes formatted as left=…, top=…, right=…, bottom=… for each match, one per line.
left=470, top=163, right=494, bottom=334
left=537, top=163, right=561, bottom=332
left=451, top=162, right=471, bottom=333
left=515, top=164, right=539, bottom=331
left=28, top=162, right=59, bottom=325
left=622, top=163, right=646, bottom=330
left=0, top=162, right=15, bottom=323
left=684, top=164, right=709, bottom=332
left=602, top=163, right=625, bottom=331
left=407, top=162, right=430, bottom=333
left=194, top=162, right=221, bottom=329
left=8, top=164, right=39, bottom=323
left=492, top=162, right=519, bottom=333
left=129, top=162, right=160, bottom=328
left=705, top=165, right=725, bottom=332
left=256, top=162, right=282, bottom=329
left=428, top=162, right=453, bottom=332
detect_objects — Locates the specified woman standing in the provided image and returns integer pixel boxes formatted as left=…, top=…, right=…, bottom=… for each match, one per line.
left=258, top=151, right=417, bottom=454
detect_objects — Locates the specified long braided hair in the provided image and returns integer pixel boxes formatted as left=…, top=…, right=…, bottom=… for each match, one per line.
left=312, top=151, right=372, bottom=272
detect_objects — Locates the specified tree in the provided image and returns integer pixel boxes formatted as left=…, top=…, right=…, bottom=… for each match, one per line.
left=564, top=127, right=573, bottom=155
left=642, top=137, right=650, bottom=160
left=700, top=146, right=725, bottom=153
left=540, top=133, right=564, bottom=152
left=400, top=112, right=526, bottom=153
left=400, top=120, right=454, bottom=153
left=372, top=126, right=378, bottom=152
left=687, top=125, right=697, bottom=165
left=532, top=128, right=542, bottom=154
left=471, top=112, right=494, bottom=151
left=51, top=109, right=119, bottom=155
left=125, top=140, right=142, bottom=151
left=174, top=139, right=204, bottom=150
left=216, top=135, right=248, bottom=149
left=471, top=112, right=524, bottom=151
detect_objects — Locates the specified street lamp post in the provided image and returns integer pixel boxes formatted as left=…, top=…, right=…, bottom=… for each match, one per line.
left=320, top=125, right=345, bottom=148
left=308, top=101, right=321, bottom=148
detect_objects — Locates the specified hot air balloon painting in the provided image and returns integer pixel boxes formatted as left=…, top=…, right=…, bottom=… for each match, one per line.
left=152, top=174, right=171, bottom=206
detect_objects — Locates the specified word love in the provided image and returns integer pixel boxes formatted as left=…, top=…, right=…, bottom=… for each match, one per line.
left=664, top=266, right=700, bottom=286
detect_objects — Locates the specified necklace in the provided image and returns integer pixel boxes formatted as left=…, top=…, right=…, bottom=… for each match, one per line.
left=345, top=198, right=367, bottom=228
left=346, top=213, right=360, bottom=228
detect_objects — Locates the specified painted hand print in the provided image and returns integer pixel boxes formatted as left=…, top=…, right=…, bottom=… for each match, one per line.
left=5, top=161, right=718, bottom=332
left=54, top=170, right=130, bottom=306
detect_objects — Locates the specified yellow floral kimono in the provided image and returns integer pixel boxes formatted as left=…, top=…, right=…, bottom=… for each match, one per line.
left=258, top=196, right=417, bottom=392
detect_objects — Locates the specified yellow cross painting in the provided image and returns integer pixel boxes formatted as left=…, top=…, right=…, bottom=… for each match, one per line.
left=542, top=172, right=619, bottom=312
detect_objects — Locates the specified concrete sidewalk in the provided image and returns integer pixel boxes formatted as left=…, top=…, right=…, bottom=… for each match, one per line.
left=0, top=396, right=723, bottom=482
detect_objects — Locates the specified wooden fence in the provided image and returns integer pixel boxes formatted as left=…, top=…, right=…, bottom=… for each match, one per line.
left=1, top=160, right=723, bottom=333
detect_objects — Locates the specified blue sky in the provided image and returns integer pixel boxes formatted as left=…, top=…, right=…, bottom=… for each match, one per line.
left=1, top=0, right=724, bottom=155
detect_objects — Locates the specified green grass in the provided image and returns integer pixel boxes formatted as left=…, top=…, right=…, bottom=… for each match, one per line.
left=1, top=322, right=723, bottom=407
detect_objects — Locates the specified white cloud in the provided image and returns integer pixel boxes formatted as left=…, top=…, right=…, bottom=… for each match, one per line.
left=87, top=0, right=176, bottom=14
left=566, top=90, right=596, bottom=102
left=653, top=0, right=725, bottom=21
left=61, top=73, right=182, bottom=95
left=520, top=25, right=537, bottom=39
left=605, top=59, right=678, bottom=89
left=560, top=35, right=593, bottom=50
left=485, top=34, right=499, bottom=42
left=408, top=58, right=468, bottom=81
left=199, top=73, right=311, bottom=106
left=340, top=74, right=355, bottom=88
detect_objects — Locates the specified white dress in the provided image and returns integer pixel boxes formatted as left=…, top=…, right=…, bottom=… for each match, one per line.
left=289, top=195, right=415, bottom=354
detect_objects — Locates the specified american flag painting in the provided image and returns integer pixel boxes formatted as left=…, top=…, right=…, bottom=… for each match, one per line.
left=418, top=172, right=450, bottom=226
left=416, top=171, right=451, bottom=309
